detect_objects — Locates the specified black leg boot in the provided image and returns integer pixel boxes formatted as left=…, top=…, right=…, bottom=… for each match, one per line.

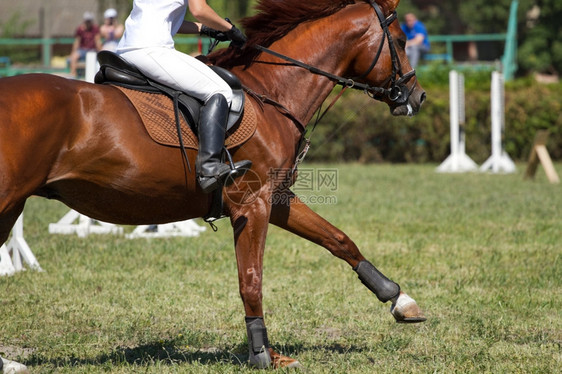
left=245, top=316, right=272, bottom=368
left=196, top=94, right=252, bottom=193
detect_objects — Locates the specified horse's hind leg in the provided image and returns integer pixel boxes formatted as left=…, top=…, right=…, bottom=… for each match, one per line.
left=269, top=191, right=426, bottom=323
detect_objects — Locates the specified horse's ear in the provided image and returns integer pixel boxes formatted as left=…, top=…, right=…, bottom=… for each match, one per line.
left=376, top=0, right=400, bottom=15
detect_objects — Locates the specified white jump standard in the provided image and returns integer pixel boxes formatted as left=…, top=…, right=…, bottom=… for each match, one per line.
left=480, top=71, right=516, bottom=173
left=0, top=213, right=42, bottom=276
left=436, top=70, right=478, bottom=173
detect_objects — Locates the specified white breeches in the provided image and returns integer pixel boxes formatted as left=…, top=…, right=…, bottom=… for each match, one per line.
left=118, top=46, right=233, bottom=105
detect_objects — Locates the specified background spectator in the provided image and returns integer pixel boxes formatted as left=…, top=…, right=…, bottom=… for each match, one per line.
left=100, top=8, right=124, bottom=52
left=401, top=12, right=430, bottom=68
left=69, top=11, right=101, bottom=77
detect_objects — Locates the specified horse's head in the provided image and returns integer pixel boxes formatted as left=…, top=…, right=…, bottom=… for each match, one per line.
left=210, top=0, right=425, bottom=118
left=351, top=0, right=425, bottom=116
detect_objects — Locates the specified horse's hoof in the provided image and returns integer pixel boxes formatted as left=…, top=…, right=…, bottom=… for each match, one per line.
left=269, top=348, right=303, bottom=369
left=1, top=357, right=29, bottom=374
left=390, top=292, right=427, bottom=323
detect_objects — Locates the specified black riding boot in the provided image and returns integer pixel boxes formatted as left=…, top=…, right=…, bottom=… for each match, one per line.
left=196, top=94, right=252, bottom=193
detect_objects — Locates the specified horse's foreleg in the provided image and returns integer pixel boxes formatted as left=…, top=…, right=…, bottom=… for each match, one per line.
left=269, top=191, right=426, bottom=323
left=230, top=197, right=302, bottom=369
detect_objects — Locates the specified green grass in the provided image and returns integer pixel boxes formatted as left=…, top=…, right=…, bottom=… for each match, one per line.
left=1, top=163, right=561, bottom=373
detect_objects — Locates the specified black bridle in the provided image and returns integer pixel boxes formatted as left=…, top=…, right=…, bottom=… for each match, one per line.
left=253, top=0, right=416, bottom=105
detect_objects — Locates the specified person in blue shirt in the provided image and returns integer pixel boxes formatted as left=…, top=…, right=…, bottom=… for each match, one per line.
left=401, top=13, right=430, bottom=68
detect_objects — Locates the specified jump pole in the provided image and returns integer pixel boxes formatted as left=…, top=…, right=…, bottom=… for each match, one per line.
left=480, top=71, right=516, bottom=173
left=126, top=220, right=207, bottom=239
left=48, top=209, right=124, bottom=238
left=0, top=214, right=43, bottom=276
left=436, top=70, right=478, bottom=173
left=48, top=210, right=206, bottom=238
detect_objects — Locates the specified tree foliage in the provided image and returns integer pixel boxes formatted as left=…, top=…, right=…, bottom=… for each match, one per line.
left=306, top=79, right=562, bottom=163
left=518, top=0, right=562, bottom=74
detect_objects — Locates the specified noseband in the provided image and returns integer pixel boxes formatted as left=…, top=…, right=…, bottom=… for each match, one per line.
left=253, top=0, right=415, bottom=105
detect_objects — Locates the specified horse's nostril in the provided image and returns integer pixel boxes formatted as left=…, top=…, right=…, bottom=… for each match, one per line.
left=420, top=92, right=426, bottom=104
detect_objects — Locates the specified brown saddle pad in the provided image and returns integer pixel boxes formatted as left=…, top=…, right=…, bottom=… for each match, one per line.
left=114, top=86, right=257, bottom=149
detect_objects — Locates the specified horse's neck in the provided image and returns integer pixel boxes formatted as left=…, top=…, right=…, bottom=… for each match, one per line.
left=238, top=5, right=370, bottom=126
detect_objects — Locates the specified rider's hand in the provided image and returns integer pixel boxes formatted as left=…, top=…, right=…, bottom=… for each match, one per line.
left=200, top=25, right=229, bottom=41
left=227, top=25, right=247, bottom=48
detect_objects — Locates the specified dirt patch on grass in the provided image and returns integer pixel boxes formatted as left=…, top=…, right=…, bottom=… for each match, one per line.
left=0, top=345, right=35, bottom=360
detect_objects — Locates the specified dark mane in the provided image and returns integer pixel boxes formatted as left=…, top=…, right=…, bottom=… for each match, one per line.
left=209, top=0, right=399, bottom=68
left=209, top=0, right=358, bottom=68
left=242, top=0, right=356, bottom=48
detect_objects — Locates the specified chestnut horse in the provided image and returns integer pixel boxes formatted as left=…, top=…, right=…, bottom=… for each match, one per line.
left=0, top=0, right=426, bottom=369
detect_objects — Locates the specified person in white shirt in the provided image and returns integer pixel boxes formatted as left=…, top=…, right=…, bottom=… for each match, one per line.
left=117, top=0, right=250, bottom=193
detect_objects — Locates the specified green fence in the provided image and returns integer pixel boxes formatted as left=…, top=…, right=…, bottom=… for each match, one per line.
left=422, top=0, right=518, bottom=81
left=0, top=36, right=209, bottom=77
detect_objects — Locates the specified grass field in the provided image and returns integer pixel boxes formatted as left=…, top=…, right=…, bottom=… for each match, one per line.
left=1, top=163, right=561, bottom=373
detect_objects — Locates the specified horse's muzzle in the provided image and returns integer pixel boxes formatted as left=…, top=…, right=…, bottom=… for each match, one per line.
left=391, top=89, right=425, bottom=117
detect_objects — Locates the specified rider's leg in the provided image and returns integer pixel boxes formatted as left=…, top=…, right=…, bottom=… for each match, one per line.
left=118, top=47, right=234, bottom=104
left=196, top=93, right=251, bottom=193
left=117, top=47, right=252, bottom=192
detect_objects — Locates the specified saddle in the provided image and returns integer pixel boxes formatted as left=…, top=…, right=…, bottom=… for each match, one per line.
left=94, top=51, right=256, bottom=223
left=94, top=50, right=250, bottom=138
